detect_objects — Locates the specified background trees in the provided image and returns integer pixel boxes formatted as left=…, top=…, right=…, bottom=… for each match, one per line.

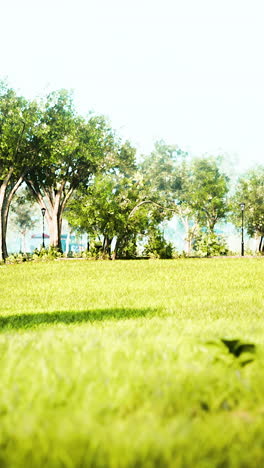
left=232, top=167, right=264, bottom=252
left=1, top=83, right=263, bottom=260
left=140, top=144, right=230, bottom=255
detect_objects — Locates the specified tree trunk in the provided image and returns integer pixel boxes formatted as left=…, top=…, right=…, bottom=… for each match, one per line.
left=0, top=203, right=8, bottom=262
left=259, top=236, right=264, bottom=253
left=45, top=206, right=62, bottom=251
left=102, top=236, right=112, bottom=256
left=0, top=169, right=23, bottom=261
left=180, top=217, right=194, bottom=255
left=0, top=177, right=9, bottom=261
left=112, top=237, right=120, bottom=259
left=22, top=231, right=27, bottom=253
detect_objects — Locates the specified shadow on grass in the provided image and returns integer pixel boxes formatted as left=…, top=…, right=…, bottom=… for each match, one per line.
left=0, top=308, right=160, bottom=332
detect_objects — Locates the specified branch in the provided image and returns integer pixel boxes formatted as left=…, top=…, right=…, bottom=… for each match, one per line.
left=60, top=186, right=75, bottom=214
left=43, top=187, right=55, bottom=209
left=26, top=179, right=51, bottom=221
left=128, top=200, right=168, bottom=219
left=3, top=175, right=25, bottom=237
left=15, top=121, right=26, bottom=158
left=0, top=167, right=14, bottom=191
left=5, top=172, right=26, bottom=211
left=128, top=200, right=175, bottom=219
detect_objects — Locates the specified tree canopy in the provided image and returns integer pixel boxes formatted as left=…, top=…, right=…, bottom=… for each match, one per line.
left=25, top=89, right=116, bottom=250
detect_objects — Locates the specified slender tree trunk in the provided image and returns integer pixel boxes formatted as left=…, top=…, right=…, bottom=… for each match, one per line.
left=102, top=236, right=112, bottom=256
left=0, top=176, right=9, bottom=261
left=112, top=237, right=120, bottom=259
left=259, top=236, right=264, bottom=253
left=180, top=216, right=192, bottom=255
left=110, top=236, right=117, bottom=259
left=0, top=168, right=23, bottom=261
left=0, top=203, right=7, bottom=262
left=0, top=199, right=8, bottom=260
left=177, top=207, right=199, bottom=256
left=22, top=231, right=27, bottom=253
left=0, top=204, right=9, bottom=261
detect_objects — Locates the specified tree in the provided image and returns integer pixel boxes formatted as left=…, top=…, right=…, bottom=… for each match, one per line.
left=232, top=167, right=264, bottom=252
left=186, top=156, right=230, bottom=233
left=177, top=157, right=229, bottom=254
left=140, top=140, right=185, bottom=207
left=0, top=83, right=38, bottom=261
left=140, top=141, right=198, bottom=253
left=141, top=145, right=230, bottom=255
left=66, top=141, right=165, bottom=258
left=25, top=90, right=115, bottom=251
left=10, top=188, right=38, bottom=253
left=140, top=143, right=195, bottom=254
left=175, top=156, right=230, bottom=254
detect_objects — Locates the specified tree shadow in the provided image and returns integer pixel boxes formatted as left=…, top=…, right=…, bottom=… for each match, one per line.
left=0, top=308, right=160, bottom=332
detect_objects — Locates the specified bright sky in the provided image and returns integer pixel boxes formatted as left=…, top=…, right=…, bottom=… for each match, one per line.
left=1, top=0, right=264, bottom=171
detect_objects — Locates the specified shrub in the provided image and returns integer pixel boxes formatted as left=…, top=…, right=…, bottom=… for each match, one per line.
left=193, top=232, right=229, bottom=257
left=143, top=231, right=175, bottom=259
left=5, top=253, right=32, bottom=264
left=32, top=247, right=63, bottom=261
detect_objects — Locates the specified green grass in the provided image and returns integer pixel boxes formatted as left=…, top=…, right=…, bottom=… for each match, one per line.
left=0, top=258, right=264, bottom=468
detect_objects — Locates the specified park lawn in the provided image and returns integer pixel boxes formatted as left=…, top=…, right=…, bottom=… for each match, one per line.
left=0, top=258, right=264, bottom=468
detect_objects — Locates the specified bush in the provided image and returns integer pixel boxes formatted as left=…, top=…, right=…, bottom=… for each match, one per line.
left=143, top=231, right=175, bottom=259
left=193, top=232, right=229, bottom=257
left=5, top=253, right=32, bottom=264
left=32, top=247, right=63, bottom=261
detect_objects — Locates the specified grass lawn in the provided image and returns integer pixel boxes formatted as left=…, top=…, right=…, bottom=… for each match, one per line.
left=0, top=258, right=264, bottom=468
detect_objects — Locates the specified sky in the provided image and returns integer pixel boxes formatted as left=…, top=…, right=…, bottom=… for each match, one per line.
left=1, top=0, right=264, bottom=172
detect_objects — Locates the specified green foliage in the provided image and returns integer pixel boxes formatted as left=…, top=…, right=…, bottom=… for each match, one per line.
left=66, top=141, right=165, bottom=258
left=6, top=247, right=63, bottom=263
left=0, top=83, right=39, bottom=175
left=28, top=90, right=115, bottom=187
left=180, top=156, right=230, bottom=231
left=116, top=235, right=138, bottom=259
left=24, top=89, right=116, bottom=250
left=140, top=140, right=186, bottom=194
left=32, top=247, right=63, bottom=261
left=0, top=82, right=260, bottom=261
left=143, top=230, right=175, bottom=258
left=193, top=231, right=229, bottom=257
left=5, top=252, right=31, bottom=264
left=231, top=167, right=264, bottom=249
left=140, top=145, right=230, bottom=255
left=0, top=83, right=40, bottom=260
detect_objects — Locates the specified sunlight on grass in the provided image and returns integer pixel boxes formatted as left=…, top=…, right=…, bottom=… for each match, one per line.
left=0, top=259, right=264, bottom=467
